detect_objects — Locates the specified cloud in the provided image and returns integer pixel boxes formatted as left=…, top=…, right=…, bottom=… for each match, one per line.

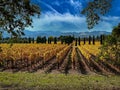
left=26, top=12, right=86, bottom=32
left=37, top=0, right=61, bottom=15
left=69, top=0, right=83, bottom=11
left=90, top=16, right=120, bottom=32
left=26, top=12, right=120, bottom=32
left=70, top=0, right=82, bottom=7
left=27, top=0, right=120, bottom=32
left=102, top=16, right=120, bottom=21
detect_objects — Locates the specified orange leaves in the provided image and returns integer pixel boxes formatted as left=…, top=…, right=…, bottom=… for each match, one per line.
left=56, top=44, right=71, bottom=63
left=0, top=44, right=67, bottom=62
left=78, top=43, right=101, bottom=60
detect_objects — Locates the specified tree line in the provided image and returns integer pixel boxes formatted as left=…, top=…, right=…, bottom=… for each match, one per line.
left=0, top=35, right=106, bottom=45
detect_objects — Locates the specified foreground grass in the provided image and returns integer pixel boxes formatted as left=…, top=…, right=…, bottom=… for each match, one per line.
left=0, top=72, right=120, bottom=90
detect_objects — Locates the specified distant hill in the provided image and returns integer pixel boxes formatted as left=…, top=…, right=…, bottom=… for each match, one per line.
left=62, top=31, right=111, bottom=38
left=3, top=30, right=111, bottom=38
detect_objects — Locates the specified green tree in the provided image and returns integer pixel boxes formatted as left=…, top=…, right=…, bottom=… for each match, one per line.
left=89, top=36, right=91, bottom=45
left=0, top=32, right=2, bottom=52
left=28, top=37, right=31, bottom=43
left=54, top=37, right=57, bottom=44
left=32, top=37, right=34, bottom=43
left=0, top=32, right=2, bottom=41
left=99, top=23, right=120, bottom=65
left=112, top=23, right=120, bottom=38
left=82, top=0, right=112, bottom=29
left=36, top=36, right=41, bottom=43
left=59, top=36, right=64, bottom=44
left=92, top=35, right=95, bottom=45
left=48, top=36, right=54, bottom=44
left=0, top=0, right=40, bottom=37
left=75, top=38, right=77, bottom=46
left=78, top=37, right=81, bottom=45
left=42, top=36, right=47, bottom=43
left=83, top=37, right=86, bottom=45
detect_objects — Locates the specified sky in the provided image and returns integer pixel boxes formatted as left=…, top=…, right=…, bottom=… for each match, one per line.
left=26, top=0, right=120, bottom=32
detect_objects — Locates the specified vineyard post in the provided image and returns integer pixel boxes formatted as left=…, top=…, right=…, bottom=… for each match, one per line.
left=27, top=59, right=29, bottom=71
left=30, top=60, right=32, bottom=70
left=11, top=60, right=14, bottom=69
left=43, top=53, right=46, bottom=69
left=56, top=54, right=60, bottom=69
left=20, top=59, right=22, bottom=68
left=6, top=60, right=9, bottom=69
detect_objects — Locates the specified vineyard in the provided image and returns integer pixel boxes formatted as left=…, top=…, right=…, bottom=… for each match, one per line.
left=0, top=43, right=120, bottom=75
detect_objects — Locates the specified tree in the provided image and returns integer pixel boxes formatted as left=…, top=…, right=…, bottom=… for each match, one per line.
left=28, top=37, right=31, bottom=43
left=89, top=36, right=91, bottom=45
left=96, top=35, right=100, bottom=41
left=42, top=36, right=47, bottom=43
left=92, top=35, right=95, bottom=45
left=59, top=36, right=64, bottom=44
left=54, top=37, right=57, bottom=44
left=112, top=23, right=120, bottom=38
left=64, top=36, right=74, bottom=45
left=78, top=37, right=81, bottom=45
left=58, top=35, right=74, bottom=45
left=36, top=36, right=41, bottom=43
left=0, top=0, right=40, bottom=37
left=83, top=37, right=86, bottom=45
left=100, top=35, right=103, bottom=45
left=81, top=0, right=112, bottom=29
left=0, top=32, right=2, bottom=41
left=48, top=36, right=54, bottom=44
left=75, top=38, right=77, bottom=46
left=32, top=37, right=34, bottom=43
left=99, top=23, right=120, bottom=65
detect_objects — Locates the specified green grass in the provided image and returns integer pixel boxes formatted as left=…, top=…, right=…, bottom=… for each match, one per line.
left=0, top=72, right=120, bottom=90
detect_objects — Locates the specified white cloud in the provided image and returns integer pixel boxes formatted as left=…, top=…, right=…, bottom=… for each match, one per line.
left=90, top=16, right=120, bottom=32
left=37, top=0, right=61, bottom=15
left=43, top=12, right=85, bottom=23
left=26, top=12, right=87, bottom=32
left=70, top=0, right=82, bottom=9
left=26, top=12, right=120, bottom=32
left=102, top=16, right=120, bottom=21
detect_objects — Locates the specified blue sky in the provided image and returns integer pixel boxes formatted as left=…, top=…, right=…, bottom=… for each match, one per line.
left=26, top=0, right=120, bottom=32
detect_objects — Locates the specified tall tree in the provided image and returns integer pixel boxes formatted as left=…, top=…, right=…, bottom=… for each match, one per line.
left=89, top=36, right=91, bottom=45
left=36, top=36, right=41, bottom=43
left=92, top=35, right=95, bottom=45
left=82, top=0, right=112, bottom=29
left=75, top=38, right=77, bottom=46
left=0, top=0, right=40, bottom=37
left=83, top=37, right=86, bottom=45
left=78, top=37, right=81, bottom=45
left=99, top=23, right=120, bottom=65
left=0, top=32, right=2, bottom=44
left=0, top=32, right=2, bottom=40
left=112, top=23, right=120, bottom=38
left=54, top=37, right=57, bottom=44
